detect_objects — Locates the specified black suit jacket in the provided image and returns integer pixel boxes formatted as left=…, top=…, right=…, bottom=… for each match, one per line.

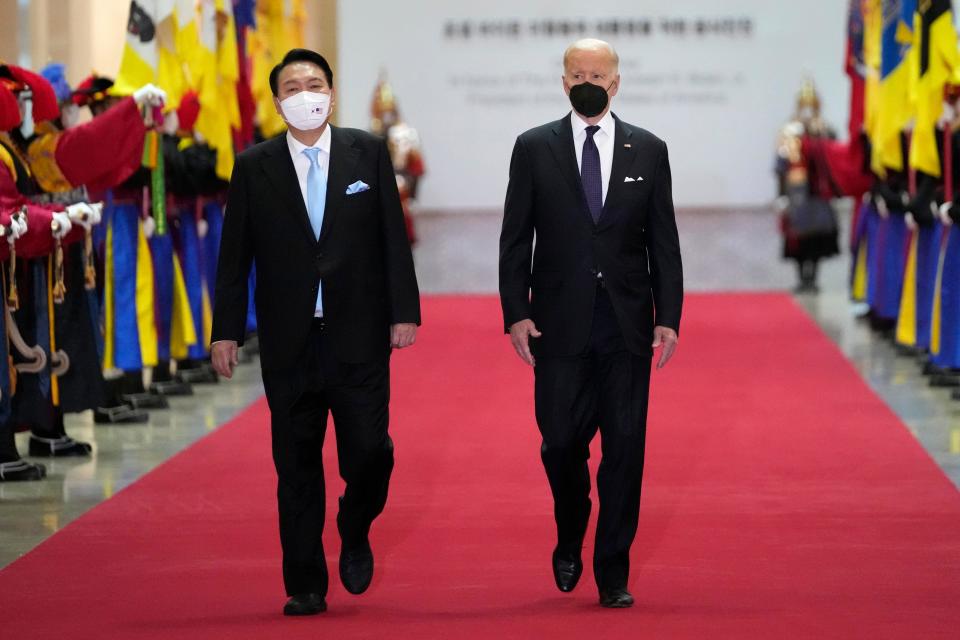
left=499, top=113, right=683, bottom=358
left=211, top=126, right=421, bottom=370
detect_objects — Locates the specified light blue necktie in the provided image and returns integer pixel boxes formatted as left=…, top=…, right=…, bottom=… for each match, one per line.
left=303, top=147, right=326, bottom=316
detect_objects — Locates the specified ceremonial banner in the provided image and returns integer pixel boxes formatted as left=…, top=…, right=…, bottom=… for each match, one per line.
left=909, top=0, right=960, bottom=177
left=114, top=0, right=184, bottom=102
left=871, top=0, right=914, bottom=174
left=249, top=0, right=306, bottom=139
left=338, top=0, right=849, bottom=208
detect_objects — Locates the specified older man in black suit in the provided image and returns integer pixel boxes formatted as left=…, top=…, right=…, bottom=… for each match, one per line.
left=499, top=38, right=683, bottom=608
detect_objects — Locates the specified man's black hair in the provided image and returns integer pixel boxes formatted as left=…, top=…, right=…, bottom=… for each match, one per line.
left=269, top=49, right=334, bottom=96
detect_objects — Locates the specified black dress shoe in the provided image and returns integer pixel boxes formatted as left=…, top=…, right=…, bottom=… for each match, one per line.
left=599, top=587, right=634, bottom=608
left=283, top=593, right=326, bottom=616
left=121, top=391, right=170, bottom=410
left=94, top=404, right=149, bottom=424
left=28, top=435, right=93, bottom=457
left=0, top=460, right=46, bottom=481
left=552, top=548, right=583, bottom=592
left=339, top=542, right=374, bottom=595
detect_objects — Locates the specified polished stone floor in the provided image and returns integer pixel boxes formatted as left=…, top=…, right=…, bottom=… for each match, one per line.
left=2, top=206, right=958, bottom=569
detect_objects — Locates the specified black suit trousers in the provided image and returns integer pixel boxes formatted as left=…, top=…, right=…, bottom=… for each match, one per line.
left=534, top=286, right=651, bottom=591
left=261, top=320, right=394, bottom=597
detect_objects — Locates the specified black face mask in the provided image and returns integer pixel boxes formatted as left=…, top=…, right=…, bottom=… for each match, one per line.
left=569, top=81, right=613, bottom=118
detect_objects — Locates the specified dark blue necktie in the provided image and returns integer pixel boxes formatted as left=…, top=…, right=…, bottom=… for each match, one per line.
left=581, top=125, right=602, bottom=223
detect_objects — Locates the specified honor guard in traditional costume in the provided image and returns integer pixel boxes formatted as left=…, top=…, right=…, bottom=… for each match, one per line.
left=862, top=134, right=911, bottom=335
left=27, top=64, right=159, bottom=425
left=775, top=79, right=841, bottom=292
left=928, top=92, right=960, bottom=389
left=149, top=91, right=221, bottom=393
left=370, top=74, right=425, bottom=245
left=74, top=74, right=172, bottom=414
left=0, top=64, right=95, bottom=458
left=0, top=81, right=45, bottom=480
left=896, top=89, right=960, bottom=360
left=164, top=91, right=228, bottom=384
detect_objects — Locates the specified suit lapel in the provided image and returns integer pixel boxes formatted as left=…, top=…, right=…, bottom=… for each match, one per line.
left=319, top=125, right=361, bottom=244
left=548, top=115, right=592, bottom=224
left=599, top=116, right=638, bottom=225
left=259, top=134, right=315, bottom=243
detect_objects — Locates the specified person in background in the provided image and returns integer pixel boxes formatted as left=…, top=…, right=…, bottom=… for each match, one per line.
left=774, top=79, right=841, bottom=294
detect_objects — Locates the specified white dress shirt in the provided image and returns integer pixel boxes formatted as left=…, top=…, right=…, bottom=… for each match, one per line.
left=571, top=110, right=615, bottom=205
left=287, top=127, right=331, bottom=213
left=287, top=127, right=331, bottom=317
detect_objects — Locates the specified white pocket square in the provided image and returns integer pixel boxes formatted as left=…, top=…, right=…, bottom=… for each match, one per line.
left=346, top=180, right=370, bottom=195
left=623, top=175, right=643, bottom=183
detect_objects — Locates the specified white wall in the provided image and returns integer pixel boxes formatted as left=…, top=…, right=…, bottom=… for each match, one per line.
left=337, top=1, right=849, bottom=209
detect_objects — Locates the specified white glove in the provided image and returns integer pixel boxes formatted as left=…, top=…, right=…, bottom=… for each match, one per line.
left=142, top=215, right=156, bottom=239
left=51, top=211, right=73, bottom=239
left=7, top=211, right=28, bottom=241
left=66, top=202, right=95, bottom=229
left=876, top=195, right=890, bottom=219
left=940, top=201, right=955, bottom=226
left=905, top=212, right=917, bottom=231
left=89, top=202, right=104, bottom=226
left=133, top=83, right=167, bottom=108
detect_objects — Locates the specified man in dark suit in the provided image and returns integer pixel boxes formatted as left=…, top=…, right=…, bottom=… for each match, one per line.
left=211, top=49, right=421, bottom=616
left=499, top=39, right=683, bottom=608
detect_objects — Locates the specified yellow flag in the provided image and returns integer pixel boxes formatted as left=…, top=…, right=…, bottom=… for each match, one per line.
left=872, top=1, right=915, bottom=174
left=113, top=0, right=185, bottom=104
left=186, top=0, right=240, bottom=180
left=250, top=0, right=306, bottom=139
left=909, top=0, right=960, bottom=176
left=863, top=0, right=883, bottom=145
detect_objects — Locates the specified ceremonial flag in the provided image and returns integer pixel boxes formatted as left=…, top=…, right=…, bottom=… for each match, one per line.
left=184, top=0, right=240, bottom=181
left=233, top=0, right=257, bottom=151
left=872, top=0, right=915, bottom=174
left=113, top=0, right=185, bottom=103
left=846, top=0, right=867, bottom=140
left=250, top=0, right=307, bottom=139
left=863, top=0, right=884, bottom=146
left=909, top=0, right=960, bottom=176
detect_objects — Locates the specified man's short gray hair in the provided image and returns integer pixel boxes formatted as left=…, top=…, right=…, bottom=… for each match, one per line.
left=563, top=38, right=620, bottom=72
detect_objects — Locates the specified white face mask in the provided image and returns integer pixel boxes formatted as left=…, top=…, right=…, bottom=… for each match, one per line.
left=18, top=96, right=34, bottom=139
left=61, top=104, right=80, bottom=129
left=279, top=91, right=331, bottom=131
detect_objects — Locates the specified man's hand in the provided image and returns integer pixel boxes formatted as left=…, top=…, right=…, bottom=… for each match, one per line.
left=211, top=340, right=239, bottom=379
left=509, top=319, right=542, bottom=367
left=391, top=323, right=417, bottom=349
left=652, top=326, right=678, bottom=370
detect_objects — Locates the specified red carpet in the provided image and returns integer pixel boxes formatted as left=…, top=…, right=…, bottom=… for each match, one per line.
left=3, top=294, right=960, bottom=639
